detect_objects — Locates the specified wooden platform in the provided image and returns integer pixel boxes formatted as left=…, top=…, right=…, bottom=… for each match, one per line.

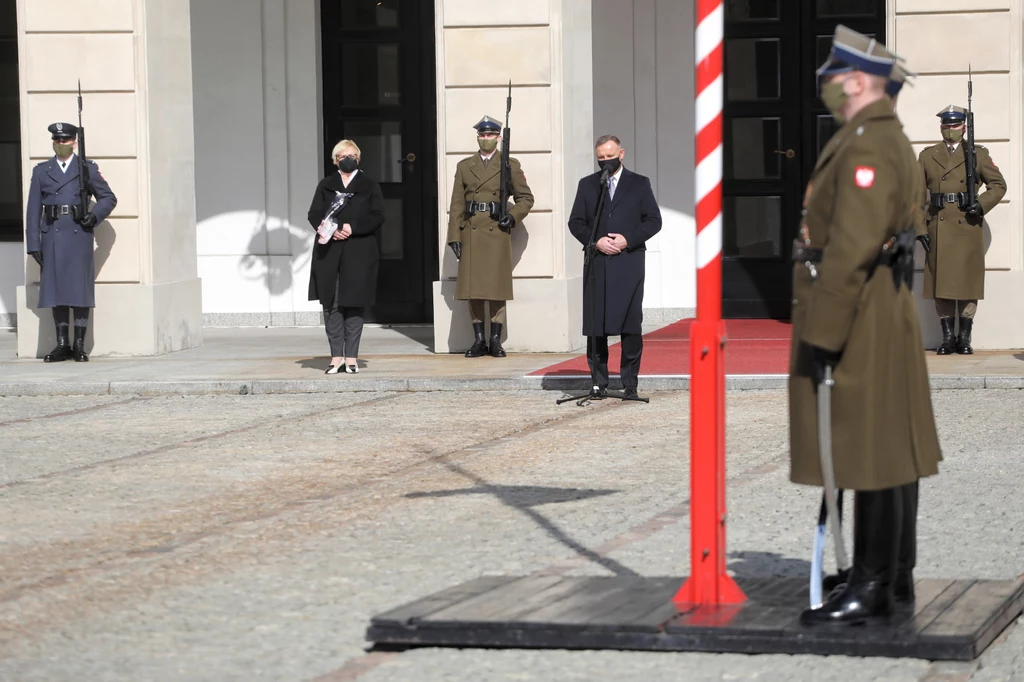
left=368, top=575, right=1024, bottom=660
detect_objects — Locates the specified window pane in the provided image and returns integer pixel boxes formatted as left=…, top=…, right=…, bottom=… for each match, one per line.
left=726, top=39, right=780, bottom=101
left=0, top=0, right=15, bottom=38
left=724, top=195, right=783, bottom=258
left=341, top=120, right=403, bottom=184
left=725, top=0, right=779, bottom=21
left=816, top=114, right=840, bottom=158
left=341, top=43, right=400, bottom=107
left=728, top=117, right=782, bottom=180
left=0, top=141, right=22, bottom=221
left=379, top=197, right=403, bottom=260
left=815, top=0, right=876, bottom=18
left=340, top=0, right=399, bottom=28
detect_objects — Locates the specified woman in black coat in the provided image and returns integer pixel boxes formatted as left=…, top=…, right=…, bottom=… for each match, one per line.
left=307, top=139, right=385, bottom=374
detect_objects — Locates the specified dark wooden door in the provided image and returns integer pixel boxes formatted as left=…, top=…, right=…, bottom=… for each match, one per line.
left=320, top=0, right=438, bottom=322
left=721, top=0, right=885, bottom=318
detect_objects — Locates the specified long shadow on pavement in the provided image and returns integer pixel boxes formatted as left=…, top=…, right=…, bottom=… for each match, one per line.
left=728, top=550, right=811, bottom=579
left=406, top=462, right=637, bottom=577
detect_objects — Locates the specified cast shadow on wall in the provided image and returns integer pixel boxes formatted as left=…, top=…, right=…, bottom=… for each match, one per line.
left=237, top=211, right=314, bottom=298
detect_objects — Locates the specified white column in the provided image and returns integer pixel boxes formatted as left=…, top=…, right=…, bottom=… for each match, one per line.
left=431, top=0, right=594, bottom=353
left=16, top=0, right=203, bottom=357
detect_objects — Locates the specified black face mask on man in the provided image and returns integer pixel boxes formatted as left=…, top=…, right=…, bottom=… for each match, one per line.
left=338, top=157, right=359, bottom=173
left=598, top=157, right=621, bottom=175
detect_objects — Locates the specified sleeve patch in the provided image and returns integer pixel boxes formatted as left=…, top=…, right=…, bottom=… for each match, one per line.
left=854, top=166, right=875, bottom=188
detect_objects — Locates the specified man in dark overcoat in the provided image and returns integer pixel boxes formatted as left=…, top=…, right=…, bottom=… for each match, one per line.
left=918, top=105, right=1006, bottom=354
left=567, top=135, right=662, bottom=398
left=792, top=26, right=941, bottom=626
left=446, top=115, right=534, bottom=358
left=25, top=122, right=117, bottom=362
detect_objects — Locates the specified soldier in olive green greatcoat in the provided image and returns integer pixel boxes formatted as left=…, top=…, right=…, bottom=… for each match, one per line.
left=791, top=26, right=941, bottom=627
left=446, top=116, right=534, bottom=358
left=918, top=106, right=1006, bottom=355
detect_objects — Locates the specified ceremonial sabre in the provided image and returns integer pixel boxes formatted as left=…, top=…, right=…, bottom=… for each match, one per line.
left=811, top=365, right=850, bottom=606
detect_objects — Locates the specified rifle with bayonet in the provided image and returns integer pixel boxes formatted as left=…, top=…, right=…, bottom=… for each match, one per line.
left=497, top=81, right=514, bottom=229
left=964, top=66, right=978, bottom=217
left=76, top=81, right=94, bottom=226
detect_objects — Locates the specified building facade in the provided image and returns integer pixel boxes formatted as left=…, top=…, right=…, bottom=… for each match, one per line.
left=4, top=0, right=1022, bottom=355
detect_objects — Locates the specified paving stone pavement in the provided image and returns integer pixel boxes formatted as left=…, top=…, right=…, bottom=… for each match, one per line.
left=0, top=389, right=1022, bottom=682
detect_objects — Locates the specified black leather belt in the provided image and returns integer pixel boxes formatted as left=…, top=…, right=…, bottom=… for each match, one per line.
left=929, top=191, right=966, bottom=209
left=465, top=201, right=498, bottom=216
left=43, top=204, right=83, bottom=220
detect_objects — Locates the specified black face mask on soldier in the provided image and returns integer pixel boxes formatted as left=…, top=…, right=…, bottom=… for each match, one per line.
left=598, top=157, right=621, bottom=175
left=338, top=157, right=359, bottom=173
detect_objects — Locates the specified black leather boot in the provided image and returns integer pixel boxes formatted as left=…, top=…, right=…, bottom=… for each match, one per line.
left=489, top=322, right=506, bottom=358
left=802, top=487, right=901, bottom=626
left=956, top=318, right=974, bottom=355
left=73, top=326, right=89, bottom=362
left=44, top=328, right=73, bottom=363
left=464, top=322, right=488, bottom=358
left=937, top=318, right=956, bottom=355
left=894, top=481, right=918, bottom=603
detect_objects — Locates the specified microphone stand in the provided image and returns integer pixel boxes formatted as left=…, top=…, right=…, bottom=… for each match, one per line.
left=557, top=170, right=648, bottom=406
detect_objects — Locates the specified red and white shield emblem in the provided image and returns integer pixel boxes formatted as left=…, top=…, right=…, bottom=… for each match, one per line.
left=854, top=166, right=875, bottom=188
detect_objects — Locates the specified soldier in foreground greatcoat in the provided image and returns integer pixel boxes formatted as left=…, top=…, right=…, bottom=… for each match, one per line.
left=790, top=26, right=941, bottom=626
left=25, top=122, right=117, bottom=362
left=918, top=106, right=1006, bottom=355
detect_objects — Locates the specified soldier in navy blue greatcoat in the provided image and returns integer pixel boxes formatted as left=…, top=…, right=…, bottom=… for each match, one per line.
left=25, top=122, right=117, bottom=362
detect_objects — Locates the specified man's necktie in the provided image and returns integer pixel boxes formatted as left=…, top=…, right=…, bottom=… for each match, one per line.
left=608, top=176, right=616, bottom=200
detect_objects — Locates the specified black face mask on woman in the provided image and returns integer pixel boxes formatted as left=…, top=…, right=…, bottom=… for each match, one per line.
left=338, top=157, right=359, bottom=173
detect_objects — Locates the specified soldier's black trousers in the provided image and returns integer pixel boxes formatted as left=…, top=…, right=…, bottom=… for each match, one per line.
left=586, top=333, right=644, bottom=390
left=52, top=306, right=90, bottom=332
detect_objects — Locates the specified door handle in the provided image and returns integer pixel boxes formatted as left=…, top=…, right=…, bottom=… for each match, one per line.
left=397, top=152, right=416, bottom=164
left=774, top=149, right=795, bottom=159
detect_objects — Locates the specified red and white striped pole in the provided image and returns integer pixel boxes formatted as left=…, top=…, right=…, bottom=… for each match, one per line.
left=674, top=0, right=745, bottom=607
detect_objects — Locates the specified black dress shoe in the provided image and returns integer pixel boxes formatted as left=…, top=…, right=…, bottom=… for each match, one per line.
left=72, top=327, right=89, bottom=362
left=623, top=388, right=639, bottom=399
left=489, top=322, right=506, bottom=358
left=465, top=322, right=489, bottom=358
left=936, top=318, right=956, bottom=355
left=801, top=579, right=893, bottom=626
left=589, top=385, right=608, bottom=399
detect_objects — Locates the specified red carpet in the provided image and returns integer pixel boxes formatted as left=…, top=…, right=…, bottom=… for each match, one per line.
left=530, top=319, right=792, bottom=377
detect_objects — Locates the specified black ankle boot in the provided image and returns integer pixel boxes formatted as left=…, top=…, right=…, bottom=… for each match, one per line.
left=73, top=326, right=89, bottom=362
left=802, top=487, right=902, bottom=626
left=464, top=322, right=488, bottom=358
left=44, top=328, right=72, bottom=363
left=956, top=318, right=973, bottom=355
left=489, top=322, right=506, bottom=358
left=937, top=318, right=956, bottom=355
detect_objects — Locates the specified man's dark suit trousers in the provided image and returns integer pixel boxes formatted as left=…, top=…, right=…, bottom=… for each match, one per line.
left=586, top=334, right=643, bottom=390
